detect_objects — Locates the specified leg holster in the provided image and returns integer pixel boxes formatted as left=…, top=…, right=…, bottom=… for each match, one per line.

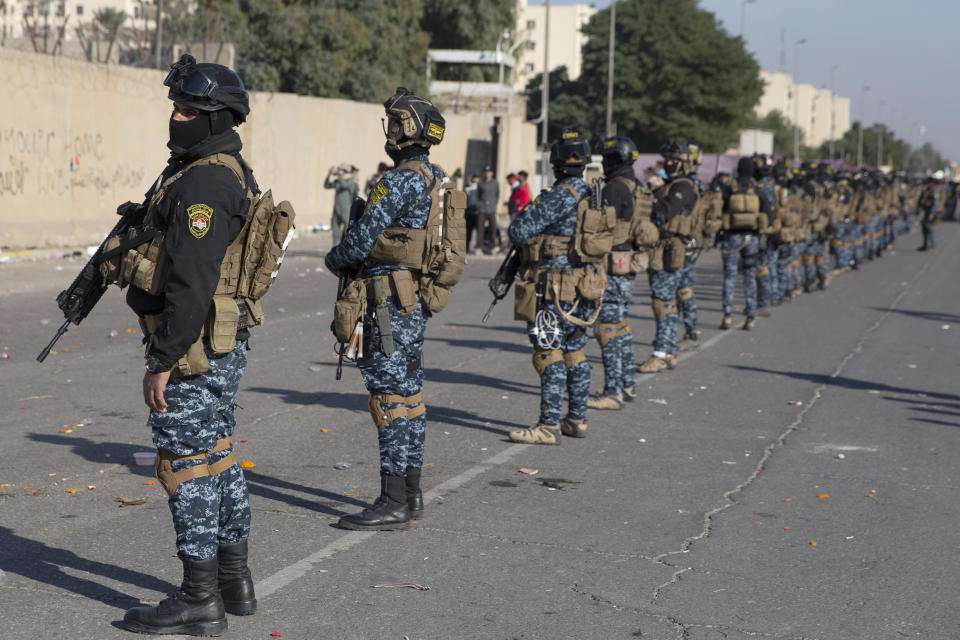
left=368, top=391, right=425, bottom=431
left=652, top=298, right=678, bottom=319
left=677, top=286, right=695, bottom=302
left=532, top=349, right=563, bottom=376
left=155, top=437, right=236, bottom=497
left=563, top=349, right=586, bottom=368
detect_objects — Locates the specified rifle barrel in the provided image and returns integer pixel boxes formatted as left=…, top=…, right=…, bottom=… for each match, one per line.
left=37, top=319, right=71, bottom=363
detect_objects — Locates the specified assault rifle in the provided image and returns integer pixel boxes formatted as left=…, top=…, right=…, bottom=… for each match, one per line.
left=37, top=201, right=146, bottom=363
left=482, top=244, right=521, bottom=323
left=333, top=198, right=365, bottom=380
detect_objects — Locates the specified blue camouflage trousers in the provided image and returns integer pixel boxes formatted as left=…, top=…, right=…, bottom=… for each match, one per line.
left=831, top=223, right=853, bottom=269
left=149, top=340, right=251, bottom=561
left=677, top=256, right=699, bottom=336
left=648, top=269, right=680, bottom=356
left=529, top=298, right=594, bottom=425
left=851, top=223, right=866, bottom=264
left=865, top=215, right=881, bottom=256
left=359, top=294, right=427, bottom=477
left=721, top=233, right=759, bottom=318
left=756, top=240, right=780, bottom=309
left=595, top=274, right=636, bottom=396
left=803, top=238, right=830, bottom=287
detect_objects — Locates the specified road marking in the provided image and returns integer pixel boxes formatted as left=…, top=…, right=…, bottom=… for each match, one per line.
left=811, top=444, right=879, bottom=454
left=255, top=444, right=527, bottom=598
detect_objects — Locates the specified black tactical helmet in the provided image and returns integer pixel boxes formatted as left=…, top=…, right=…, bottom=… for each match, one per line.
left=164, top=54, right=250, bottom=124
left=383, top=87, right=445, bottom=152
left=659, top=140, right=688, bottom=177
left=600, top=135, right=638, bottom=171
left=752, top=153, right=771, bottom=178
left=549, top=127, right=591, bottom=169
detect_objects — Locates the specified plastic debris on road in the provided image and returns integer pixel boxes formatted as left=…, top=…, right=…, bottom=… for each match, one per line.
left=108, top=330, right=119, bottom=338
left=647, top=398, right=668, bottom=405
left=334, top=462, right=353, bottom=470
left=866, top=489, right=877, bottom=498
left=40, top=318, right=52, bottom=326
left=809, top=541, right=817, bottom=546
left=371, top=582, right=430, bottom=591
left=240, top=461, right=256, bottom=469
left=0, top=352, right=11, bottom=360
left=817, top=494, right=830, bottom=499
left=787, top=400, right=803, bottom=406
left=518, top=468, right=538, bottom=475
left=308, top=365, right=323, bottom=372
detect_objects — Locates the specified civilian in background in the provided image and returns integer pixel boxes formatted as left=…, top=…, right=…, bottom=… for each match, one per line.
left=465, top=172, right=481, bottom=253
left=325, top=163, right=358, bottom=246
left=477, top=165, right=500, bottom=254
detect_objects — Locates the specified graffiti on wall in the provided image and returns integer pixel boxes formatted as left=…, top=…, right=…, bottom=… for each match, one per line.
left=0, top=127, right=147, bottom=199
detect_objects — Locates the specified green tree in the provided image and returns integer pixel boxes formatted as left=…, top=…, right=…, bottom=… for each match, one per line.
left=174, top=0, right=429, bottom=103
left=422, top=0, right=517, bottom=82
left=524, top=66, right=592, bottom=140
left=907, top=142, right=949, bottom=175
left=531, top=0, right=763, bottom=151
left=819, top=123, right=915, bottom=170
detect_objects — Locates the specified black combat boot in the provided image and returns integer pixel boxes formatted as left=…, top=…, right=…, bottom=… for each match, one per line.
left=123, top=556, right=227, bottom=636
left=405, top=467, right=424, bottom=519
left=338, top=474, right=410, bottom=531
left=218, top=540, right=257, bottom=616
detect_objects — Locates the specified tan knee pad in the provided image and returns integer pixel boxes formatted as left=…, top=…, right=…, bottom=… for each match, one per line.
left=595, top=322, right=619, bottom=348
left=652, top=298, right=678, bottom=319
left=532, top=349, right=563, bottom=376
left=155, top=437, right=236, bottom=497
left=814, top=255, right=825, bottom=267
left=755, top=266, right=770, bottom=279
left=368, top=392, right=409, bottom=430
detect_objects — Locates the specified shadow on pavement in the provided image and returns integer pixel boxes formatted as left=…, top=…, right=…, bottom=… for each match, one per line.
left=26, top=434, right=155, bottom=476
left=423, top=368, right=537, bottom=396
left=244, top=470, right=367, bottom=516
left=0, top=526, right=172, bottom=608
left=244, top=386, right=369, bottom=411
left=867, top=306, right=960, bottom=324
left=425, top=335, right=529, bottom=355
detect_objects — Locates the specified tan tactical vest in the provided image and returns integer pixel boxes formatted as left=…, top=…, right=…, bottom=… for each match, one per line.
left=655, top=177, right=700, bottom=237
left=722, top=181, right=763, bottom=232
left=366, top=159, right=467, bottom=313
left=100, top=153, right=295, bottom=326
left=520, top=183, right=616, bottom=265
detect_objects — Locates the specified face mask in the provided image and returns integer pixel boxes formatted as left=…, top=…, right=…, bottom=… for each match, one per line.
left=168, top=111, right=211, bottom=152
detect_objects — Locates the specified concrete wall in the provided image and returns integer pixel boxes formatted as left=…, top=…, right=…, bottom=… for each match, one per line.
left=0, top=47, right=538, bottom=249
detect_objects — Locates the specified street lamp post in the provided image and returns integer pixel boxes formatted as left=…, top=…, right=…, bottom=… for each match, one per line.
left=739, top=0, right=756, bottom=37
left=540, top=0, right=551, bottom=190
left=829, top=64, right=839, bottom=161
left=605, top=0, right=616, bottom=136
left=857, top=85, right=870, bottom=167
left=792, top=38, right=807, bottom=166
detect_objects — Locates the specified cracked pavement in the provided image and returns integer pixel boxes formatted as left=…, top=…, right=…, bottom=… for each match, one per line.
left=1, top=226, right=958, bottom=639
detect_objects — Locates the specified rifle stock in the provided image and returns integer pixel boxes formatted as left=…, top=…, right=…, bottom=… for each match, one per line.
left=482, top=245, right=521, bottom=323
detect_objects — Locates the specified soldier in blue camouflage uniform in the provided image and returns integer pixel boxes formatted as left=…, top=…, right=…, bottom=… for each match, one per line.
left=639, top=141, right=699, bottom=373
left=801, top=163, right=832, bottom=292
left=751, top=155, right=779, bottom=316
left=325, top=88, right=447, bottom=530
left=719, top=156, right=773, bottom=331
left=588, top=136, right=645, bottom=409
left=917, top=177, right=941, bottom=251
left=122, top=56, right=258, bottom=636
left=508, top=128, right=597, bottom=444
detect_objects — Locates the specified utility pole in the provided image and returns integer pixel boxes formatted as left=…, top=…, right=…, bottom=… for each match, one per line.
left=857, top=85, right=870, bottom=167
left=877, top=99, right=886, bottom=168
left=540, top=0, right=551, bottom=190
left=792, top=38, right=806, bottom=166
left=605, top=0, right=615, bottom=136
left=740, top=0, right=756, bottom=38
left=154, top=0, right=163, bottom=69
left=829, top=64, right=839, bottom=161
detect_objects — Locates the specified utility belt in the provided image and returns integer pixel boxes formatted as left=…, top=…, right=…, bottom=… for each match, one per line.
left=648, top=234, right=688, bottom=273
left=140, top=296, right=249, bottom=379
left=513, top=263, right=606, bottom=326
left=332, top=269, right=420, bottom=344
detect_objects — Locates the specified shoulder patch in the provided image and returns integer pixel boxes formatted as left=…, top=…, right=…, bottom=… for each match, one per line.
left=187, top=203, right=213, bottom=239
left=368, top=182, right=388, bottom=208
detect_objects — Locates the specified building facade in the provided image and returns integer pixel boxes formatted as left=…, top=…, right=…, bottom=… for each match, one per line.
left=756, top=69, right=851, bottom=150
left=512, top=0, right=596, bottom=91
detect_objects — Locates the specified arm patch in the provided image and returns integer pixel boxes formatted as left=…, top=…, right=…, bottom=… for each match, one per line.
left=187, top=203, right=213, bottom=239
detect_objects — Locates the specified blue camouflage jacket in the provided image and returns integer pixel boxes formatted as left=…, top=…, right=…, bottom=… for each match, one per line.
left=508, top=175, right=591, bottom=269
left=324, top=153, right=443, bottom=277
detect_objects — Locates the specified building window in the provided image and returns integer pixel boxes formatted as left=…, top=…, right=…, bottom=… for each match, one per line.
left=524, top=63, right=534, bottom=73
left=527, top=20, right=535, bottom=29
left=77, top=5, right=84, bottom=15
left=527, top=41, right=535, bottom=50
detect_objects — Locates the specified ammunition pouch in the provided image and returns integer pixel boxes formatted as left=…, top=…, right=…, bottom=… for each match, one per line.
left=205, top=296, right=240, bottom=355
left=100, top=228, right=169, bottom=295
left=334, top=279, right=368, bottom=343
left=513, top=275, right=539, bottom=323
left=631, top=217, right=660, bottom=250
left=522, top=234, right=572, bottom=263
left=755, top=265, right=770, bottom=279
left=608, top=250, right=634, bottom=275
left=532, top=349, right=563, bottom=376
left=557, top=183, right=616, bottom=263
left=663, top=237, right=686, bottom=272
left=630, top=250, right=650, bottom=273
left=155, top=437, right=236, bottom=497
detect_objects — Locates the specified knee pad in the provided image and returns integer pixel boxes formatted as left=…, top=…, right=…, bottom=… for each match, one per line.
left=652, top=298, right=678, bottom=319
left=532, top=349, right=563, bottom=376
left=594, top=322, right=619, bottom=348
left=368, top=391, right=423, bottom=430
left=814, top=255, right=825, bottom=267
left=155, top=437, right=236, bottom=497
left=563, top=349, right=586, bottom=368
left=755, top=265, right=770, bottom=279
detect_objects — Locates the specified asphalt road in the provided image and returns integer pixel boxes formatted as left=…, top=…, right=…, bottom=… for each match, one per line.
left=0, top=224, right=957, bottom=640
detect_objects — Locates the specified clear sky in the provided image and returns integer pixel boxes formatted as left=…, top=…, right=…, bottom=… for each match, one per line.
left=528, top=0, right=958, bottom=161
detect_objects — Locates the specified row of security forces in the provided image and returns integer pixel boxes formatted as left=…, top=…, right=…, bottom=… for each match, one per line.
left=67, top=51, right=936, bottom=636
left=505, top=131, right=933, bottom=437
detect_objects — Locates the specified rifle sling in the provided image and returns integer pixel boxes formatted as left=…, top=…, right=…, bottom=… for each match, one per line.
left=95, top=229, right=159, bottom=264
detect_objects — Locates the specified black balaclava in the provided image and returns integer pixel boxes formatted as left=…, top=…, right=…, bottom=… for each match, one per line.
left=387, top=142, right=428, bottom=165
left=168, top=108, right=235, bottom=155
left=553, top=165, right=584, bottom=180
